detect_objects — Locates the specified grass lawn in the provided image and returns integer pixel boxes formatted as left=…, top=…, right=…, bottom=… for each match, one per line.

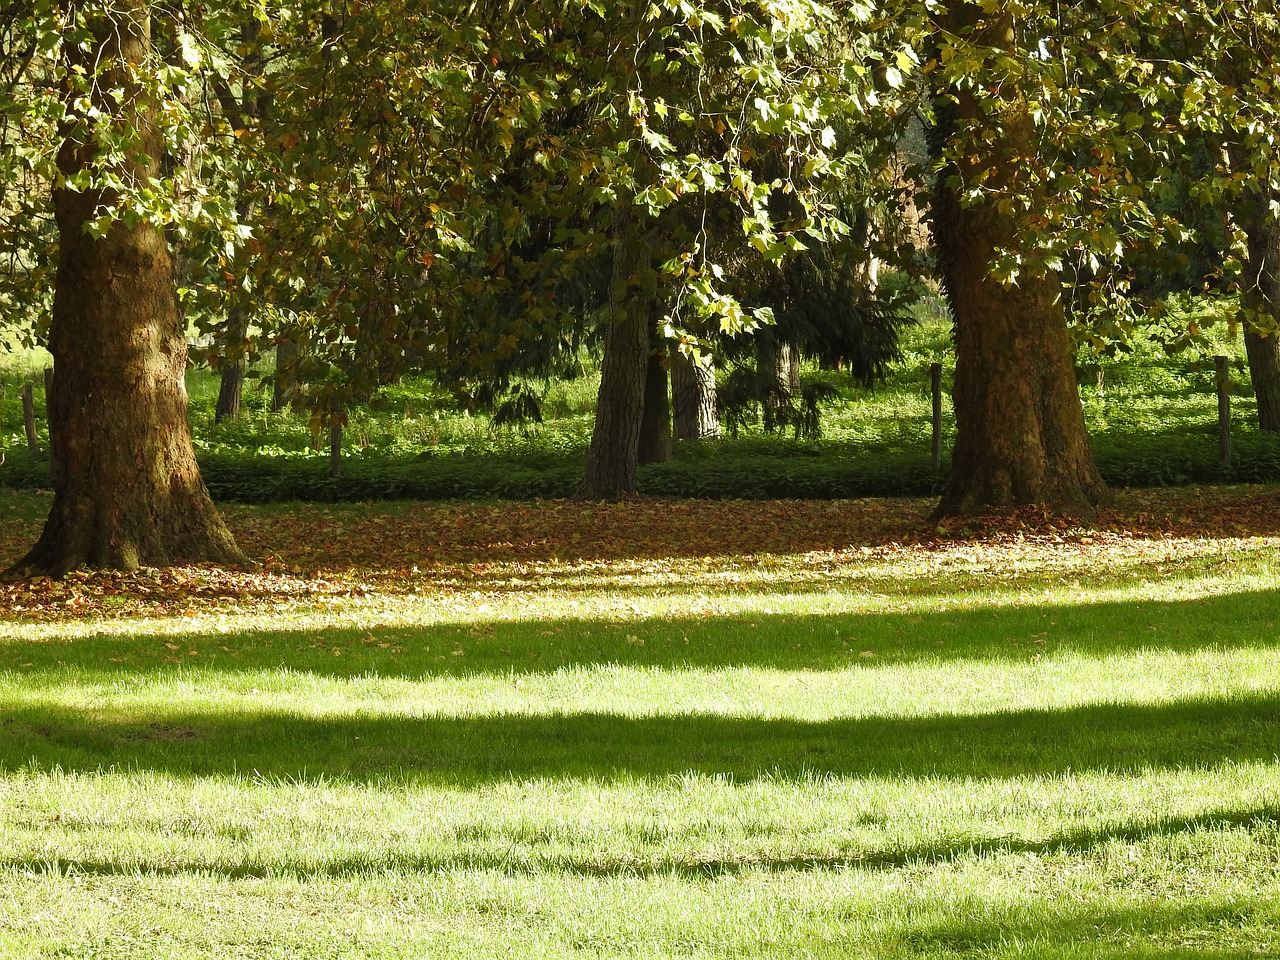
left=1, top=488, right=1279, bottom=957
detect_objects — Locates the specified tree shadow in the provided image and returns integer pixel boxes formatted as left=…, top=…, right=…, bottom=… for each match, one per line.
left=3, top=805, right=1274, bottom=883
left=896, top=897, right=1273, bottom=960
left=2, top=588, right=1279, bottom=680
left=2, top=693, right=1277, bottom=786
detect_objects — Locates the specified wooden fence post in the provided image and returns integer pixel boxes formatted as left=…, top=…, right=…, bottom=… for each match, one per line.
left=21, top=383, right=38, bottom=453
left=1215, top=355, right=1231, bottom=468
left=930, top=362, right=943, bottom=473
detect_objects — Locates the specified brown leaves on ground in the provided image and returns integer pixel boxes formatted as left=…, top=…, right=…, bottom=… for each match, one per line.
left=1, top=485, right=1278, bottom=623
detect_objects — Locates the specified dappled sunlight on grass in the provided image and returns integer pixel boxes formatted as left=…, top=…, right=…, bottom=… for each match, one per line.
left=2, top=490, right=1280, bottom=957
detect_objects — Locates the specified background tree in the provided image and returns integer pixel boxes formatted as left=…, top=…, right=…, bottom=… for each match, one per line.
left=1208, top=6, right=1280, bottom=431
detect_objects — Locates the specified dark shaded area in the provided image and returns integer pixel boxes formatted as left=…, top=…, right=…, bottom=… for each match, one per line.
left=897, top=899, right=1274, bottom=960
left=1, top=693, right=1276, bottom=786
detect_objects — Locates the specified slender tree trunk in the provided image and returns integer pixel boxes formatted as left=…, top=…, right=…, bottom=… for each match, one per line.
left=215, top=358, right=241, bottom=422
left=216, top=361, right=245, bottom=423
left=672, top=352, right=720, bottom=440
left=1245, top=329, right=1280, bottom=432
left=929, top=3, right=1104, bottom=518
left=215, top=308, right=248, bottom=423
left=637, top=326, right=672, bottom=464
left=758, top=338, right=796, bottom=433
left=213, top=23, right=267, bottom=427
left=578, top=205, right=650, bottom=499
left=1239, top=185, right=1280, bottom=432
left=272, top=337, right=300, bottom=412
left=13, top=2, right=244, bottom=575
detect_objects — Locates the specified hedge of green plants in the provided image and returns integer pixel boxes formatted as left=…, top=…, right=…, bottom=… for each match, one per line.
left=6, top=428, right=1280, bottom=502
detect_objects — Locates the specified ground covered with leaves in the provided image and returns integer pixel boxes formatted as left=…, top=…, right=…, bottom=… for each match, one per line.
left=3, top=486, right=1279, bottom=621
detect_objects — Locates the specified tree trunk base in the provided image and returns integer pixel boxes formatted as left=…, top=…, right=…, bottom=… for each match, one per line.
left=10, top=487, right=245, bottom=578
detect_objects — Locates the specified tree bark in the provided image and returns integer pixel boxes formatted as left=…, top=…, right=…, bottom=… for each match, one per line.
left=12, top=2, right=244, bottom=575
left=672, top=352, right=720, bottom=440
left=578, top=205, right=650, bottom=499
left=929, top=3, right=1104, bottom=518
left=1239, top=186, right=1280, bottom=432
left=758, top=338, right=796, bottom=433
left=215, top=305, right=247, bottom=425
left=215, top=360, right=245, bottom=423
left=272, top=337, right=300, bottom=412
left=637, top=327, right=672, bottom=464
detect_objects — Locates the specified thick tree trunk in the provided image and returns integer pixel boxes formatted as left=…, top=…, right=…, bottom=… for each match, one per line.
left=1239, top=186, right=1280, bottom=432
left=578, top=206, right=650, bottom=499
left=672, top=352, right=720, bottom=440
left=929, top=3, right=1104, bottom=518
left=637, top=329, right=672, bottom=464
left=13, top=2, right=244, bottom=575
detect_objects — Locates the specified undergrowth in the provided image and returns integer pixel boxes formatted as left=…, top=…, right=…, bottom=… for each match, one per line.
left=1, top=295, right=1270, bottom=502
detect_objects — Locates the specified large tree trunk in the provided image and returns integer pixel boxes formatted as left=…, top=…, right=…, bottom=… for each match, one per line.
left=672, top=352, right=720, bottom=440
left=637, top=327, right=672, bottom=464
left=1239, top=186, right=1280, bottom=432
left=12, top=2, right=244, bottom=576
left=578, top=206, right=650, bottom=499
left=929, top=3, right=1104, bottom=518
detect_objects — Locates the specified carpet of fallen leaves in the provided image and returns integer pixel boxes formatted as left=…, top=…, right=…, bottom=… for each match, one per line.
left=2, top=486, right=1280, bottom=623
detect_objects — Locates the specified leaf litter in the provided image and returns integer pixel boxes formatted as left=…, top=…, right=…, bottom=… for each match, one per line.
left=1, top=486, right=1278, bottom=623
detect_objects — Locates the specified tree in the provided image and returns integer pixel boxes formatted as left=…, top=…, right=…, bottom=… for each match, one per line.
left=671, top=351, right=720, bottom=440
left=1059, top=1, right=1280, bottom=435
left=211, top=20, right=269, bottom=424
left=4, top=1, right=244, bottom=574
left=924, top=3, right=1105, bottom=516
left=573, top=0, right=863, bottom=497
left=1210, top=8, right=1280, bottom=431
left=580, top=204, right=655, bottom=497
left=1239, top=186, right=1280, bottom=431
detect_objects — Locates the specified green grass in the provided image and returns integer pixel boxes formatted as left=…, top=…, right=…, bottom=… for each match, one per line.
left=1, top=492, right=1279, bottom=957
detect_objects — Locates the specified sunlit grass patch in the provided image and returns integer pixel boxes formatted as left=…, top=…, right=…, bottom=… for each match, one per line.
left=1, top=492, right=1279, bottom=957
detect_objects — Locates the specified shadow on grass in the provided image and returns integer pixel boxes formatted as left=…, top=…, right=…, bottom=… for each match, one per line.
left=897, top=897, right=1275, bottom=960
left=3, top=805, right=1275, bottom=883
left=3, top=588, right=1280, bottom=679
left=2, top=693, right=1277, bottom=786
